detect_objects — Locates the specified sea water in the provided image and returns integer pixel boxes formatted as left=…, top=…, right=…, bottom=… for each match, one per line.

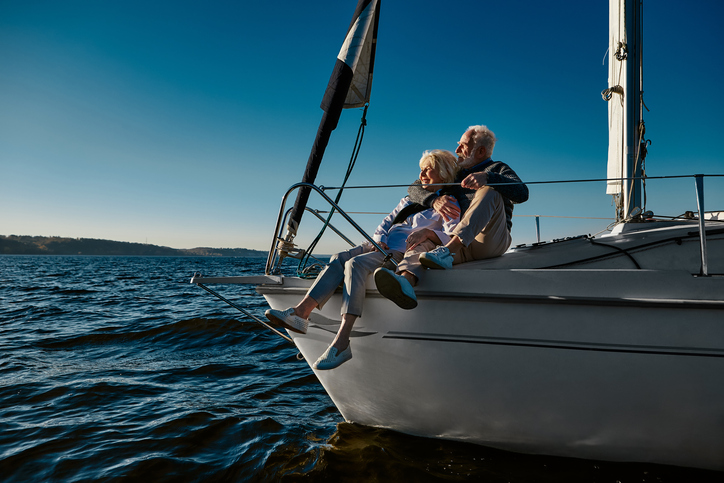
left=0, top=255, right=720, bottom=482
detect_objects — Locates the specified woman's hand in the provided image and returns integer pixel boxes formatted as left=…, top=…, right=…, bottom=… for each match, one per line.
left=406, top=229, right=434, bottom=250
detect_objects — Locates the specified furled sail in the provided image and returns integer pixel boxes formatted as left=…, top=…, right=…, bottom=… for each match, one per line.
left=604, top=0, right=644, bottom=220
left=285, top=0, right=380, bottom=240
left=605, top=0, right=627, bottom=197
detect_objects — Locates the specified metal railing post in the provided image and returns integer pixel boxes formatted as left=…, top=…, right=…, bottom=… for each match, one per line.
left=694, top=175, right=709, bottom=276
left=266, top=182, right=397, bottom=275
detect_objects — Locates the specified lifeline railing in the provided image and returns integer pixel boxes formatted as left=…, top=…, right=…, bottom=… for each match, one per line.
left=266, top=182, right=398, bottom=275
left=695, top=174, right=711, bottom=276
left=190, top=174, right=721, bottom=346
left=265, top=175, right=723, bottom=277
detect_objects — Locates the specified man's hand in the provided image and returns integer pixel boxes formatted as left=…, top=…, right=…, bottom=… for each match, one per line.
left=461, top=172, right=488, bottom=190
left=432, top=195, right=461, bottom=222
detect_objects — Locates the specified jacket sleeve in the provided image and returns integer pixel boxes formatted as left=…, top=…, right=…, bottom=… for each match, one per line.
left=407, top=179, right=438, bottom=208
left=486, top=163, right=529, bottom=204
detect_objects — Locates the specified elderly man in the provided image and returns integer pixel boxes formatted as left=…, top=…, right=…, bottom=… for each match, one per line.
left=375, top=125, right=527, bottom=309
left=408, top=124, right=529, bottom=268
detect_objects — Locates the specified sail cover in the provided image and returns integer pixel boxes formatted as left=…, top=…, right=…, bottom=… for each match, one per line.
left=606, top=0, right=626, bottom=196
left=286, top=0, right=380, bottom=238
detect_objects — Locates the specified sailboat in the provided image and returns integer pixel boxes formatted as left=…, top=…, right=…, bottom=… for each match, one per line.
left=192, top=0, right=724, bottom=471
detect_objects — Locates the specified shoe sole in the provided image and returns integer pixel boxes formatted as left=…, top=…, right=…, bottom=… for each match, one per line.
left=265, top=310, right=308, bottom=334
left=374, top=270, right=418, bottom=310
left=419, top=255, right=451, bottom=270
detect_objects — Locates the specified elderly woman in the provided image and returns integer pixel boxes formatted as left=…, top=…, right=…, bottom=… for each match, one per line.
left=266, top=150, right=460, bottom=370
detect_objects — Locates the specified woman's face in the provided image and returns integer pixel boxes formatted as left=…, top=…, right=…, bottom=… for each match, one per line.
left=420, top=164, right=444, bottom=192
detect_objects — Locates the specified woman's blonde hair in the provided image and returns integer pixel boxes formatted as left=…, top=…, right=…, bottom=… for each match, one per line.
left=419, top=149, right=459, bottom=184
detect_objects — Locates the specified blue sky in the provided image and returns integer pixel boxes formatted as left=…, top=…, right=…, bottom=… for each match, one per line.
left=2, top=0, right=723, bottom=252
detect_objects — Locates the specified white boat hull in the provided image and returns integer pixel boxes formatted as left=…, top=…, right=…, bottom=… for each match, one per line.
left=258, top=231, right=724, bottom=471
left=213, top=0, right=724, bottom=471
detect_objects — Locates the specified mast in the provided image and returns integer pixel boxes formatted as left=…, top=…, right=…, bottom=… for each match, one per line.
left=282, top=0, right=380, bottom=250
left=605, top=0, right=645, bottom=221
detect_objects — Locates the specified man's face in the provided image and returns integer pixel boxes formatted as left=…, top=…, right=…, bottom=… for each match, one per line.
left=455, top=130, right=477, bottom=168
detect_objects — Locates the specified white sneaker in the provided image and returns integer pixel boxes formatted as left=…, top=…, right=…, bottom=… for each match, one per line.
left=374, top=268, right=418, bottom=309
left=313, top=344, right=352, bottom=370
left=419, top=246, right=453, bottom=270
left=265, top=307, right=309, bottom=334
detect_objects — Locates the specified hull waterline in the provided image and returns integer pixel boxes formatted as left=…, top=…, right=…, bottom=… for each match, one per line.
left=258, top=234, right=724, bottom=471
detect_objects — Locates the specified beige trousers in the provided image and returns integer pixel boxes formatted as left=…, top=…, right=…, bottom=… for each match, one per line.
left=450, top=186, right=511, bottom=264
left=397, top=239, right=438, bottom=281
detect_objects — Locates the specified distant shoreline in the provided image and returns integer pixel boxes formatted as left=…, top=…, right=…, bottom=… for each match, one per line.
left=0, top=235, right=267, bottom=257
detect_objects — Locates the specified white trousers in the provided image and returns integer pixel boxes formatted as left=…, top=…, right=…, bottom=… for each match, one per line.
left=307, top=244, right=403, bottom=317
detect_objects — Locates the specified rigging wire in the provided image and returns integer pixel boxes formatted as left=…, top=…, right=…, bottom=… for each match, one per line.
left=296, top=104, right=370, bottom=277
left=314, top=210, right=616, bottom=221
left=318, top=173, right=724, bottom=192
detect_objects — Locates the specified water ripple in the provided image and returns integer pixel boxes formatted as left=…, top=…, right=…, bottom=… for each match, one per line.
left=0, top=256, right=720, bottom=482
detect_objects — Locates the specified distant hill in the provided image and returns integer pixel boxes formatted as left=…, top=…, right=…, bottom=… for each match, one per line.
left=0, top=235, right=267, bottom=257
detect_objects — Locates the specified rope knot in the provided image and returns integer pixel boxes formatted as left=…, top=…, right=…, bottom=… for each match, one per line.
left=601, top=85, right=624, bottom=101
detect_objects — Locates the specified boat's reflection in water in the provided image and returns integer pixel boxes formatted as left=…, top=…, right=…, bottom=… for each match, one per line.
left=266, top=422, right=723, bottom=482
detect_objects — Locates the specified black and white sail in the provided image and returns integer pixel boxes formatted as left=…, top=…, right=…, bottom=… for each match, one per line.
left=286, top=0, right=380, bottom=239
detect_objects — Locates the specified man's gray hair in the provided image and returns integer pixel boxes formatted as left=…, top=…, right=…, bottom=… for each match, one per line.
left=468, top=125, right=496, bottom=158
